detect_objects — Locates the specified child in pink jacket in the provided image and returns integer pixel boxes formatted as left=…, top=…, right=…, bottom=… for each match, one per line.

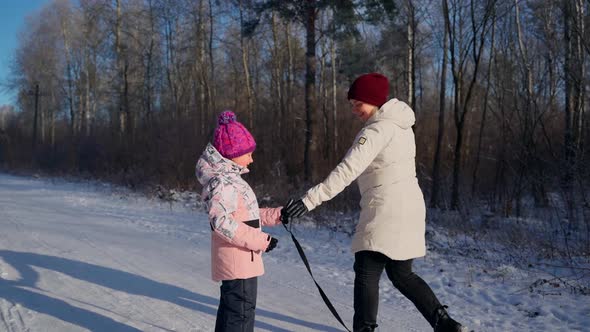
left=196, top=110, right=283, bottom=332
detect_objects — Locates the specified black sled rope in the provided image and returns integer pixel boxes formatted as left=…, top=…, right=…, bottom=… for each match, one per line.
left=282, top=223, right=351, bottom=332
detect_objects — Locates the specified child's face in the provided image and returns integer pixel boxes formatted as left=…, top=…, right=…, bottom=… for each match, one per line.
left=231, top=152, right=254, bottom=168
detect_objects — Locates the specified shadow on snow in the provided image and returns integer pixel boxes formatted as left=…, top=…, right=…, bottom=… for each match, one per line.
left=0, top=250, right=342, bottom=332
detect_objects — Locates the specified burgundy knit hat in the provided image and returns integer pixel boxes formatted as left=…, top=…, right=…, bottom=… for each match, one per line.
left=347, top=73, right=390, bottom=108
left=213, top=111, right=256, bottom=159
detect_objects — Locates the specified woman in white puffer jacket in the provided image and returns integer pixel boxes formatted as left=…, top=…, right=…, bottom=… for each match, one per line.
left=283, top=73, right=466, bottom=332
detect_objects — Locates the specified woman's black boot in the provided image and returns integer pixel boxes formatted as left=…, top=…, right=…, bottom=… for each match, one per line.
left=433, top=306, right=466, bottom=332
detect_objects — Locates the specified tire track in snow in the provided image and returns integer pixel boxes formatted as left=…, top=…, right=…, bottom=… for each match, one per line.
left=0, top=303, right=12, bottom=332
left=0, top=301, right=30, bottom=332
left=10, top=305, right=28, bottom=332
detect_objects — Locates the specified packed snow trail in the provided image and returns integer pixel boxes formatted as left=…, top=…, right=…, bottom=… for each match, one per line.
left=0, top=173, right=429, bottom=331
left=2, top=173, right=588, bottom=331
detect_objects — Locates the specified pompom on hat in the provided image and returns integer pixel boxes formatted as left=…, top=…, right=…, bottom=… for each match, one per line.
left=347, top=73, right=390, bottom=108
left=213, top=111, right=256, bottom=159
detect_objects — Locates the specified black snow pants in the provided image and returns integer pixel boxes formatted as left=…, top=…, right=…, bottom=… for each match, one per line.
left=353, top=250, right=442, bottom=332
left=215, top=277, right=258, bottom=332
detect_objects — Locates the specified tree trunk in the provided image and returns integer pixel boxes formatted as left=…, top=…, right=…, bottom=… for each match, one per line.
left=304, top=0, right=317, bottom=183
left=447, top=0, right=492, bottom=210
left=145, top=0, right=155, bottom=128
left=285, top=21, right=295, bottom=161
left=471, top=11, right=496, bottom=196
left=322, top=52, right=330, bottom=160
left=407, top=0, right=416, bottom=109
left=563, top=0, right=585, bottom=224
left=239, top=0, right=253, bottom=129
left=563, top=0, right=576, bottom=220
left=61, top=19, right=76, bottom=138
left=32, top=83, right=40, bottom=150
left=271, top=12, right=285, bottom=162
left=430, top=3, right=448, bottom=208
left=208, top=0, right=216, bottom=113
left=318, top=27, right=329, bottom=160
left=330, top=28, right=338, bottom=159
left=115, top=0, right=127, bottom=136
left=84, top=55, right=91, bottom=137
left=123, top=61, right=131, bottom=139
left=194, top=0, right=207, bottom=137
left=573, top=0, right=585, bottom=156
left=51, top=91, right=56, bottom=148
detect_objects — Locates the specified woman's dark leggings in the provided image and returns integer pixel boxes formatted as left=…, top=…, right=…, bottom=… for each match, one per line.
left=215, top=277, right=258, bottom=332
left=353, top=251, right=441, bottom=332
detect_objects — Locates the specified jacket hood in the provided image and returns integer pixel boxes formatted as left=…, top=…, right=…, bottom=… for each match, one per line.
left=369, top=98, right=415, bottom=129
left=196, top=143, right=248, bottom=186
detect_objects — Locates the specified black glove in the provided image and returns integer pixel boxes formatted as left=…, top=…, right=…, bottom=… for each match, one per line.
left=283, top=198, right=308, bottom=219
left=280, top=199, right=294, bottom=224
left=265, top=236, right=278, bottom=252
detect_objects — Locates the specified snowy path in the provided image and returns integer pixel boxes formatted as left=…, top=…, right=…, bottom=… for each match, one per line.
left=1, top=173, right=588, bottom=331
left=0, top=173, right=430, bottom=332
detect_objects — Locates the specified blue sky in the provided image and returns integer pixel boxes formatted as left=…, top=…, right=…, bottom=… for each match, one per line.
left=0, top=0, right=49, bottom=106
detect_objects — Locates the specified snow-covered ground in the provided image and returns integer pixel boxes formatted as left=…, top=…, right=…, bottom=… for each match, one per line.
left=0, top=172, right=588, bottom=331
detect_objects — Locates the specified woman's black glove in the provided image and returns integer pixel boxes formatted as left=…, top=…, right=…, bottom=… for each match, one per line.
left=265, top=236, right=278, bottom=252
left=280, top=208, right=289, bottom=224
left=280, top=199, right=293, bottom=224
left=282, top=198, right=308, bottom=222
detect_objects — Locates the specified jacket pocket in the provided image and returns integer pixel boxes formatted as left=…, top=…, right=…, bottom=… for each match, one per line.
left=244, top=220, right=259, bottom=262
left=243, top=219, right=260, bottom=228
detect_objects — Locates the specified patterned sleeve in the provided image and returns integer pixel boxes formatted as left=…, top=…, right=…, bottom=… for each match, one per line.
left=207, top=179, right=270, bottom=251
left=259, top=207, right=282, bottom=227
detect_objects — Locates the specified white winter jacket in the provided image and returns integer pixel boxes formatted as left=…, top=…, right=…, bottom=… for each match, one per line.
left=302, top=98, right=426, bottom=260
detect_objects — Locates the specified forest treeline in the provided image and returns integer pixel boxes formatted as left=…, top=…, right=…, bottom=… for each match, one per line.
left=0, top=0, right=588, bottom=225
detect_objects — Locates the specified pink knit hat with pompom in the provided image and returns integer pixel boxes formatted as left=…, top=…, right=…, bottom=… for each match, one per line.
left=213, top=111, right=256, bottom=159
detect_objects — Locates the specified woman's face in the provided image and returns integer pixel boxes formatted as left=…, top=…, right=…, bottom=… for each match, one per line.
left=231, top=152, right=253, bottom=167
left=350, top=99, right=377, bottom=122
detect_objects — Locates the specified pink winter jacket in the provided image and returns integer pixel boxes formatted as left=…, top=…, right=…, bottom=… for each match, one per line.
left=196, top=143, right=282, bottom=281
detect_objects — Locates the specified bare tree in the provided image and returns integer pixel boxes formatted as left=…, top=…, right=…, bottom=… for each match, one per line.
left=443, top=0, right=496, bottom=210
left=471, top=5, right=496, bottom=196
left=238, top=0, right=254, bottom=129
left=430, top=0, right=449, bottom=208
left=406, top=0, right=417, bottom=110
left=563, top=0, right=586, bottom=223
